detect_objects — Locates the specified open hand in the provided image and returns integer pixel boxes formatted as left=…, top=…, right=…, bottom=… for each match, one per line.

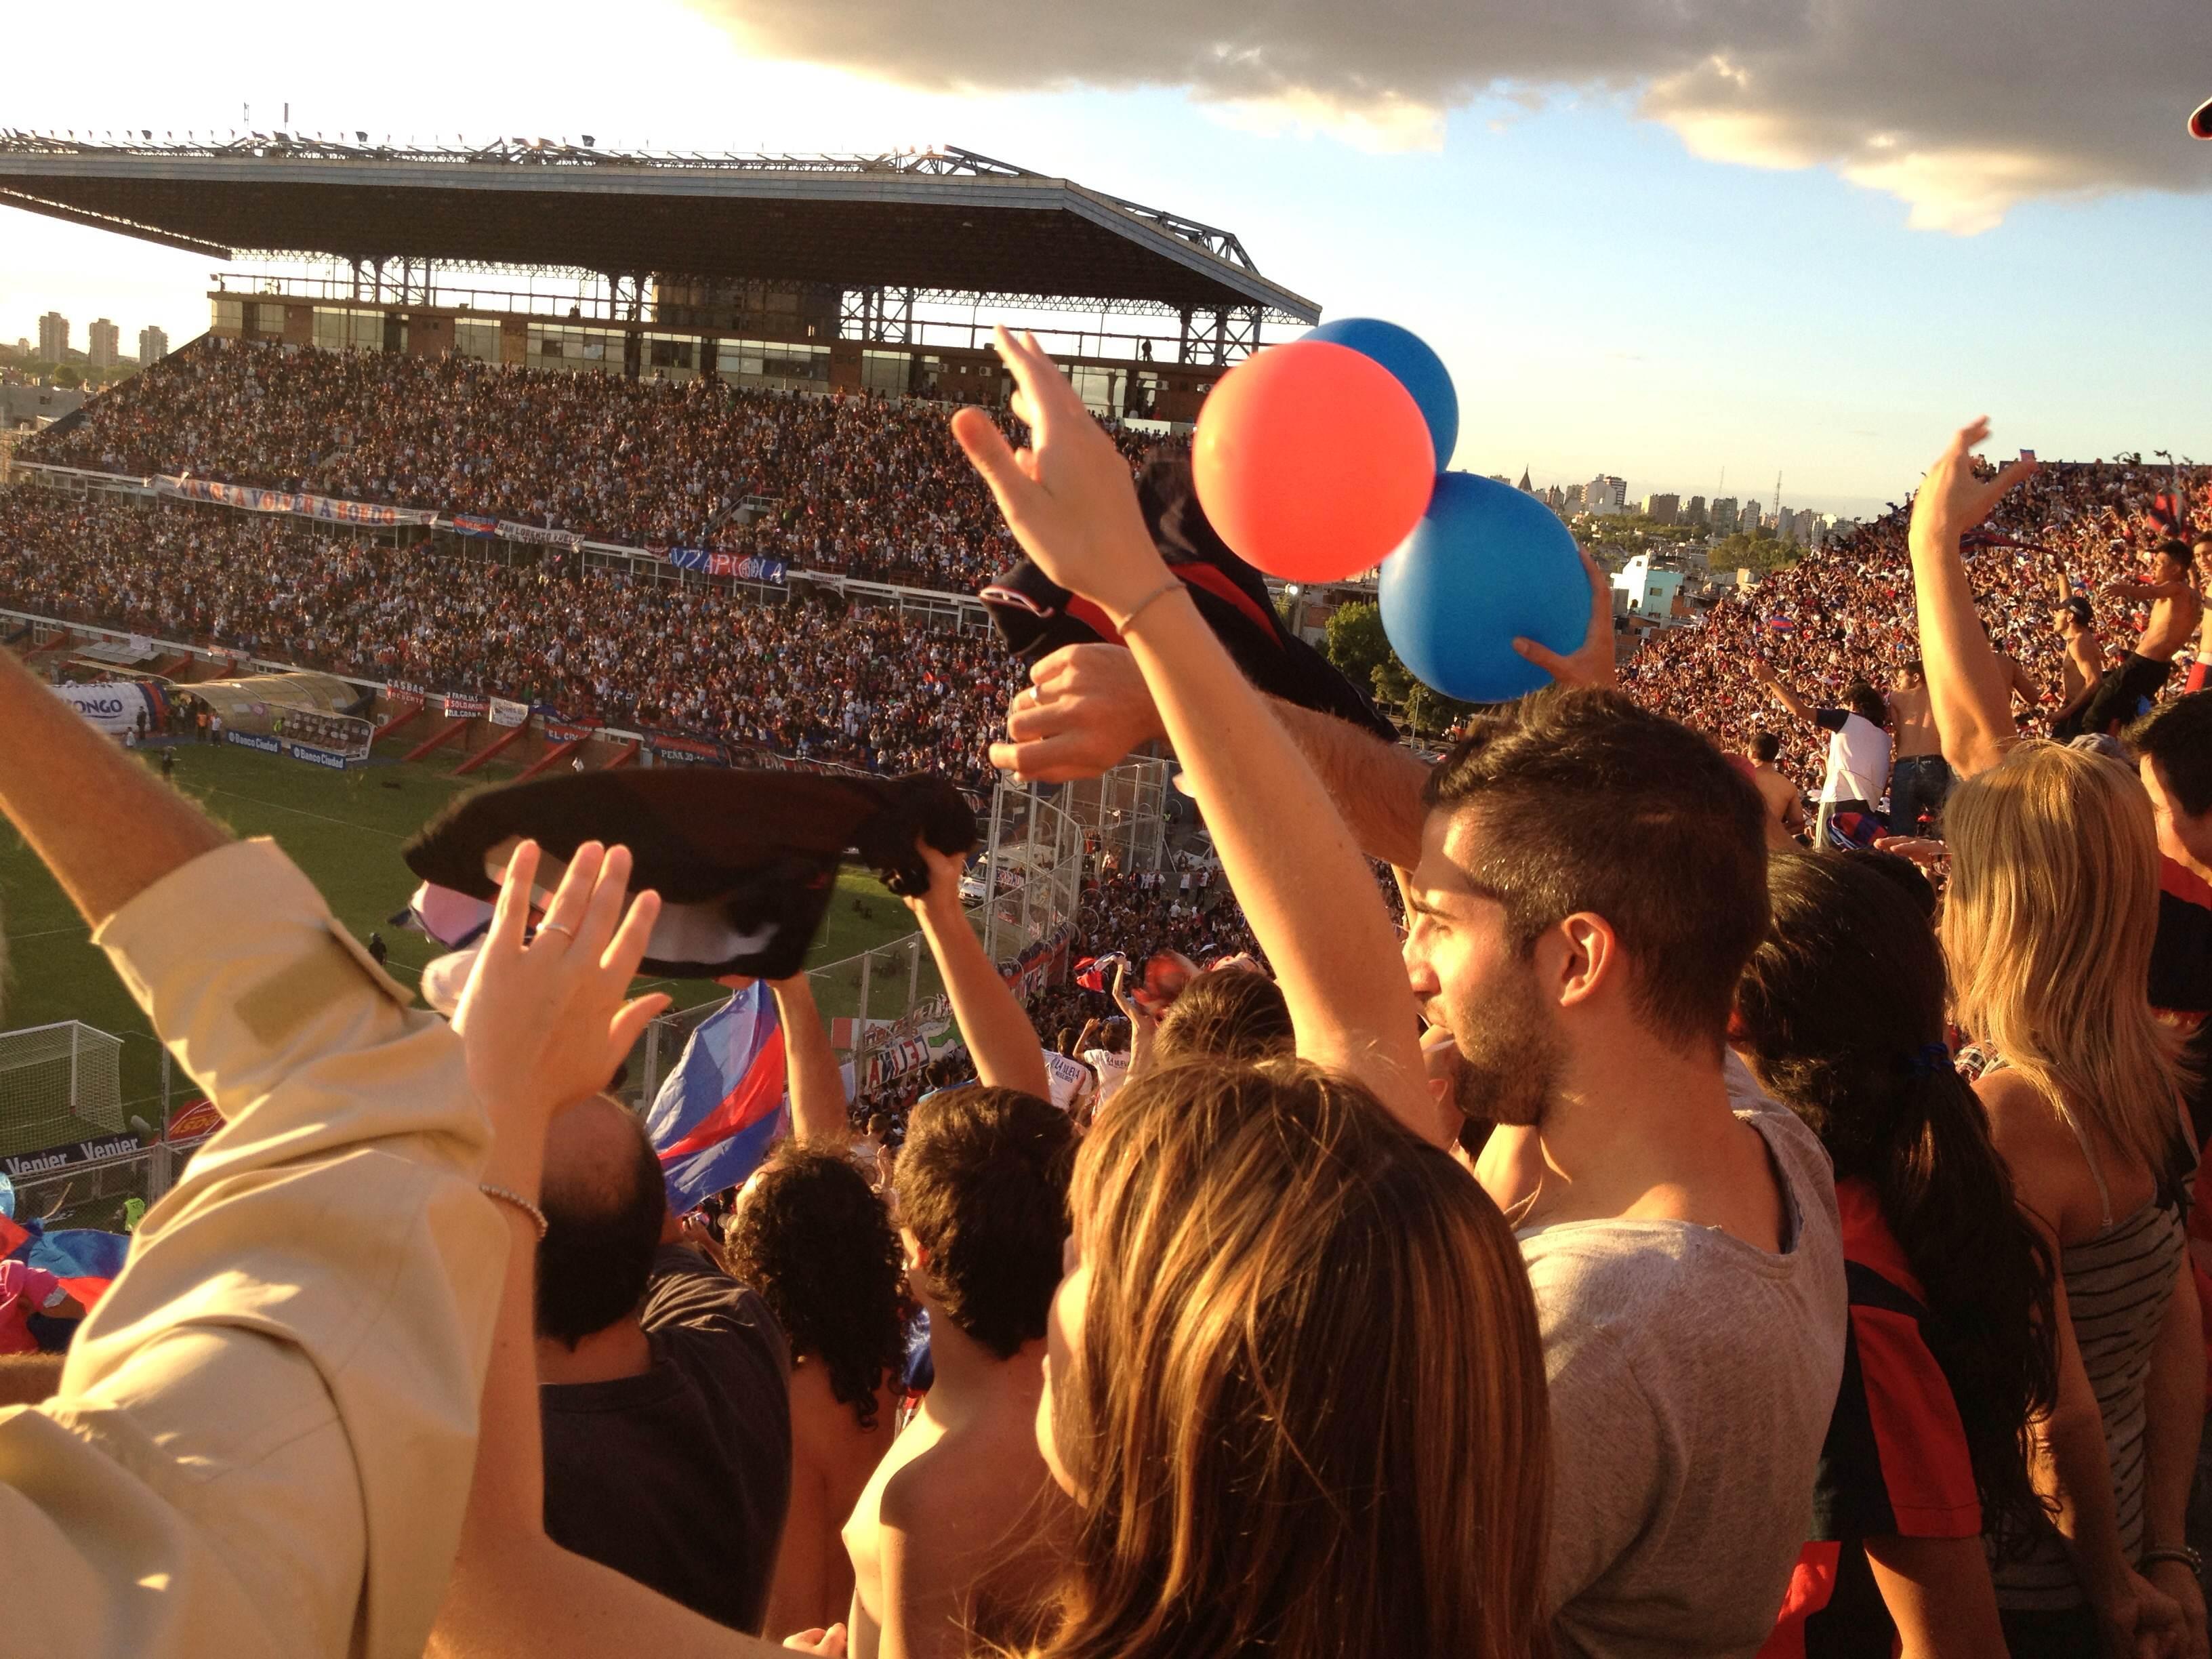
left=1513, top=546, right=1618, bottom=691
left=1872, top=835, right=1948, bottom=869
left=990, top=643, right=1167, bottom=782
left=783, top=1625, right=848, bottom=1656
left=452, top=840, right=670, bottom=1132
left=1910, top=418, right=2038, bottom=552
left=951, top=328, right=1170, bottom=620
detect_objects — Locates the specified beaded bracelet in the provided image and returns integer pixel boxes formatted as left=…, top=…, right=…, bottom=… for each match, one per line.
left=479, top=1183, right=549, bottom=1241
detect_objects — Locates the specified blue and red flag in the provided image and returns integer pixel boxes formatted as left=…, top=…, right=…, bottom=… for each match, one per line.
left=0, top=1214, right=129, bottom=1307
left=647, top=983, right=791, bottom=1214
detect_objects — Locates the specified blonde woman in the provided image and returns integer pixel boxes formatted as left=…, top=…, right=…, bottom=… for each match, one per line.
left=1944, top=742, right=2204, bottom=1658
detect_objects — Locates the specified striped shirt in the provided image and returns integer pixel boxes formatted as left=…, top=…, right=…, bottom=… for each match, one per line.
left=1990, top=1155, right=2186, bottom=1610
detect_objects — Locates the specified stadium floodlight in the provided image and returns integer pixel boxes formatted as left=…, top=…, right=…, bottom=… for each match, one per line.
left=582, top=134, right=596, bottom=146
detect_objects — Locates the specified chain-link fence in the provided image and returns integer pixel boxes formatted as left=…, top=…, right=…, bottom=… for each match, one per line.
left=7, top=1144, right=171, bottom=1233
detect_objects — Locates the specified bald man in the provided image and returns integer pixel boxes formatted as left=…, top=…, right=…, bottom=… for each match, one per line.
left=534, top=1095, right=794, bottom=1636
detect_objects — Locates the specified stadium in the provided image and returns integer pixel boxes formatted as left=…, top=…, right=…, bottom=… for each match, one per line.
left=5, top=41, right=2212, bottom=1656
left=0, top=135, right=1284, bottom=1220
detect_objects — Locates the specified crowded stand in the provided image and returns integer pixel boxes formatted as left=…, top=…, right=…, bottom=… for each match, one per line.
left=24, top=340, right=1164, bottom=592
left=9, top=318, right=2212, bottom=1659
left=1626, top=455, right=2211, bottom=784
left=0, top=491, right=1015, bottom=789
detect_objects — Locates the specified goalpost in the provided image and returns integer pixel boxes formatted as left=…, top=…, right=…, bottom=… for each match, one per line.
left=0, top=1020, right=125, bottom=1157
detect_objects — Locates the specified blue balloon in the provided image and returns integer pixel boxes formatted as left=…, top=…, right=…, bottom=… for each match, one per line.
left=1304, top=316, right=1458, bottom=466
left=1380, top=472, right=1589, bottom=704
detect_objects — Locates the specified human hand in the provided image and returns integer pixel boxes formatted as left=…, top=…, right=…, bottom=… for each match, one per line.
left=2095, top=1567, right=2186, bottom=1659
left=1109, top=958, right=1157, bottom=1033
left=783, top=1624, right=848, bottom=1656
left=452, top=840, right=670, bottom=1152
left=990, top=644, right=1167, bottom=783
left=1512, top=547, right=1618, bottom=691
left=2144, top=1560, right=2208, bottom=1659
left=900, top=834, right=972, bottom=917
left=1910, top=418, right=2038, bottom=552
left=1748, top=657, right=1777, bottom=685
left=1873, top=835, right=1948, bottom=868
left=951, top=327, right=1170, bottom=619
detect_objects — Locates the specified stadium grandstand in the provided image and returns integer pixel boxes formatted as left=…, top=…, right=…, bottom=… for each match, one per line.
left=0, top=132, right=1318, bottom=418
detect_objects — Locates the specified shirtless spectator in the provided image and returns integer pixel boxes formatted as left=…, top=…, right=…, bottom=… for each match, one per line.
left=1748, top=659, right=1892, bottom=844
left=719, top=1145, right=905, bottom=1638
left=1885, top=660, right=1952, bottom=836
left=2049, top=587, right=2109, bottom=741
left=1742, top=732, right=1807, bottom=851
left=2083, top=539, right=2204, bottom=735
left=844, top=1088, right=1076, bottom=1659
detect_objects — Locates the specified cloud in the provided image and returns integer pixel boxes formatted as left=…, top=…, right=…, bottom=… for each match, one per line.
left=691, top=0, right=2212, bottom=232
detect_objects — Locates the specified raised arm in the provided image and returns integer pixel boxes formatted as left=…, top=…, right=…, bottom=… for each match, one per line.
left=0, top=640, right=227, bottom=923
left=769, top=974, right=852, bottom=1146
left=992, top=643, right=1433, bottom=869
left=954, top=329, right=1431, bottom=1135
left=1748, top=657, right=1818, bottom=724
left=903, top=840, right=1052, bottom=1102
left=1907, top=420, right=2037, bottom=779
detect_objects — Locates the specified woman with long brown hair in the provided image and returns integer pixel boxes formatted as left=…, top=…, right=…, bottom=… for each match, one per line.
left=1031, top=1055, right=1550, bottom=1659
left=1943, top=742, right=2203, bottom=1657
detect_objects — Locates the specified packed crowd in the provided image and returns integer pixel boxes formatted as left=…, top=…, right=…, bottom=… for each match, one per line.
left=0, top=492, right=1013, bottom=789
left=24, top=338, right=1163, bottom=593
left=9, top=330, right=2212, bottom=1659
left=1627, top=456, right=2211, bottom=775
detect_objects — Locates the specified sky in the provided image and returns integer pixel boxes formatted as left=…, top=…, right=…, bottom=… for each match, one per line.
left=5, top=0, right=2209, bottom=521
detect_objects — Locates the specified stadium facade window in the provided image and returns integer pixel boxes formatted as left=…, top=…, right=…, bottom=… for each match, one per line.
left=212, top=298, right=245, bottom=335
left=312, top=308, right=385, bottom=353
left=1067, top=365, right=1126, bottom=417
left=861, top=350, right=911, bottom=396
left=250, top=302, right=287, bottom=338
left=714, top=338, right=830, bottom=391
left=643, top=335, right=698, bottom=382
left=527, top=326, right=621, bottom=374
left=453, top=321, right=502, bottom=364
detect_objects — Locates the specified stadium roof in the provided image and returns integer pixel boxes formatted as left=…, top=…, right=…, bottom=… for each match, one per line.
left=0, top=134, right=1319, bottom=323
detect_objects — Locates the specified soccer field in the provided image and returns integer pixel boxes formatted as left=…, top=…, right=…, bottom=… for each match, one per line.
left=0, top=738, right=920, bottom=1146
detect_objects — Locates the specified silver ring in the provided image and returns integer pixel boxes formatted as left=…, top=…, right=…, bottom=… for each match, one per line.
left=537, top=922, right=577, bottom=943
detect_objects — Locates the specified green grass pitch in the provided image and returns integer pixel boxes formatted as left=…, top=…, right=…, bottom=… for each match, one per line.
left=0, top=738, right=922, bottom=1149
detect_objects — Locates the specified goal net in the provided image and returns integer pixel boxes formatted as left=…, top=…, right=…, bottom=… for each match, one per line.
left=0, top=1021, right=125, bottom=1158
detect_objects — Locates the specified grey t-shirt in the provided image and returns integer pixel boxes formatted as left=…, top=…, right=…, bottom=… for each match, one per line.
left=1519, top=1059, right=1846, bottom=1658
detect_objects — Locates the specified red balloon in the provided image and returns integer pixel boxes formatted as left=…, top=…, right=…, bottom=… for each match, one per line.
left=1192, top=340, right=1436, bottom=582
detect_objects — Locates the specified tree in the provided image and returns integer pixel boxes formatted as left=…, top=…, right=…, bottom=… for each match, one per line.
left=1324, top=600, right=1392, bottom=687
left=1328, top=600, right=1475, bottom=741
left=1711, top=527, right=1799, bottom=579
